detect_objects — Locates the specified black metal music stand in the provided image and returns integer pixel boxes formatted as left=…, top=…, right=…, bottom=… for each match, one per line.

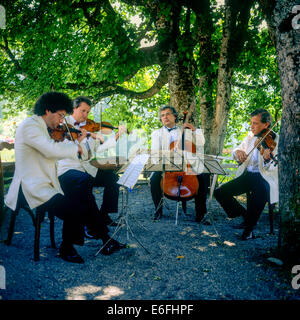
left=144, top=150, right=188, bottom=225
left=95, top=154, right=151, bottom=256
left=144, top=152, right=227, bottom=225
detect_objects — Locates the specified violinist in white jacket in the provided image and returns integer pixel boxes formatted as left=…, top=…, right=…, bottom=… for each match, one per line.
left=57, top=96, right=127, bottom=230
left=214, top=109, right=278, bottom=240
left=5, top=92, right=123, bottom=263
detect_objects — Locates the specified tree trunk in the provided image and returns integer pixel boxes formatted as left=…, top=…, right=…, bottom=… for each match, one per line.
left=260, top=0, right=300, bottom=263
left=200, top=0, right=235, bottom=155
left=168, top=51, right=198, bottom=125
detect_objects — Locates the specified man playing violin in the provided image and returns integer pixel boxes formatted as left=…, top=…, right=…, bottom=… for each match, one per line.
left=57, top=96, right=126, bottom=231
left=214, top=108, right=279, bottom=240
left=5, top=92, right=124, bottom=264
left=150, top=105, right=210, bottom=222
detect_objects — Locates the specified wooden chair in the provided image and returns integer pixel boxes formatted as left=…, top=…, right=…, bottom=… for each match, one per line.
left=5, top=205, right=56, bottom=261
left=268, top=202, right=277, bottom=234
left=0, top=141, right=14, bottom=228
left=246, top=192, right=277, bottom=234
left=1, top=141, right=56, bottom=261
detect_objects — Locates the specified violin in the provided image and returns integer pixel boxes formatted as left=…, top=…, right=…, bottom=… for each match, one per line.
left=239, top=118, right=280, bottom=167
left=161, top=111, right=199, bottom=201
left=255, top=128, right=278, bottom=166
left=48, top=124, right=82, bottom=142
left=81, top=119, right=118, bottom=135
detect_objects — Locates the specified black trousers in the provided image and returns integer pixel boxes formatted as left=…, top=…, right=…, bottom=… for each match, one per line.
left=150, top=172, right=210, bottom=218
left=59, top=169, right=120, bottom=214
left=17, top=187, right=108, bottom=246
left=214, top=171, right=270, bottom=230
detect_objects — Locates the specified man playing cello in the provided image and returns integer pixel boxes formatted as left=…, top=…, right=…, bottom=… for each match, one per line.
left=150, top=105, right=210, bottom=222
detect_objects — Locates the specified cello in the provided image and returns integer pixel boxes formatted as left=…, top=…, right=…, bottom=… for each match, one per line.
left=160, top=111, right=199, bottom=202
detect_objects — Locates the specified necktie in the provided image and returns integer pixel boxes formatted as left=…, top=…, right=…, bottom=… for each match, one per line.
left=166, top=126, right=176, bottom=132
left=74, top=122, right=80, bottom=126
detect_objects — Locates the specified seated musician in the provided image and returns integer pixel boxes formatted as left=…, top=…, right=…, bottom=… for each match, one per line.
left=214, top=108, right=279, bottom=240
left=5, top=92, right=124, bottom=264
left=57, top=96, right=126, bottom=230
left=150, top=105, right=210, bottom=222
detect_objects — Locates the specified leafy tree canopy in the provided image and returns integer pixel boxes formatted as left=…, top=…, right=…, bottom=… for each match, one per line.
left=0, top=0, right=281, bottom=150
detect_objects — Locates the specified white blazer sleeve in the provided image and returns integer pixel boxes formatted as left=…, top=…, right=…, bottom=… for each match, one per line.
left=95, top=135, right=116, bottom=154
left=23, top=121, right=78, bottom=160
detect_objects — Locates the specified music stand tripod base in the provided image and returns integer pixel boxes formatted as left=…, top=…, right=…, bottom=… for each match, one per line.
left=95, top=186, right=150, bottom=256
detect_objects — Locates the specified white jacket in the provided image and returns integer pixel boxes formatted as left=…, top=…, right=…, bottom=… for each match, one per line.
left=151, top=126, right=205, bottom=152
left=233, top=132, right=279, bottom=204
left=150, top=126, right=205, bottom=173
left=5, top=115, right=79, bottom=210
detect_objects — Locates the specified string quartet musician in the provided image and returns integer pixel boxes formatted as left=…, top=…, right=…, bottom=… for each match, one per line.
left=150, top=105, right=210, bottom=222
left=57, top=96, right=127, bottom=233
left=214, top=108, right=279, bottom=240
left=5, top=92, right=124, bottom=264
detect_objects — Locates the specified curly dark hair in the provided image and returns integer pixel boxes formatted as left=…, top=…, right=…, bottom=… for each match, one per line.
left=33, top=92, right=73, bottom=116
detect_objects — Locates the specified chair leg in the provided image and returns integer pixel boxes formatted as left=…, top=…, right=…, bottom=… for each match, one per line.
left=34, top=211, right=42, bottom=261
left=5, top=208, right=18, bottom=245
left=182, top=200, right=187, bottom=214
left=49, top=214, right=56, bottom=249
left=269, top=203, right=275, bottom=234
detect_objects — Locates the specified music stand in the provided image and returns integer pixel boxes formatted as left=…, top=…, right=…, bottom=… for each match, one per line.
left=95, top=154, right=151, bottom=256
left=145, top=152, right=227, bottom=225
left=199, top=154, right=227, bottom=214
left=144, top=150, right=187, bottom=225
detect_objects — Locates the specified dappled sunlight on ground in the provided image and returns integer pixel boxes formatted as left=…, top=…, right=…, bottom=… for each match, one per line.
left=223, top=240, right=236, bottom=247
left=66, top=284, right=124, bottom=300
left=201, top=230, right=218, bottom=238
left=193, top=246, right=207, bottom=252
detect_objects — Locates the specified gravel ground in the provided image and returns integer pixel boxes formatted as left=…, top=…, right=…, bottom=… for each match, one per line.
left=0, top=182, right=299, bottom=301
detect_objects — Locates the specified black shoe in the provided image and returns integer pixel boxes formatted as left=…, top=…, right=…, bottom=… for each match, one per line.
left=241, top=229, right=255, bottom=240
left=100, top=239, right=126, bottom=256
left=59, top=243, right=84, bottom=264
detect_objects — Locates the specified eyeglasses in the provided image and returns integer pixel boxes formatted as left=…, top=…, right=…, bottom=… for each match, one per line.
left=56, top=112, right=66, bottom=120
left=160, top=112, right=173, bottom=118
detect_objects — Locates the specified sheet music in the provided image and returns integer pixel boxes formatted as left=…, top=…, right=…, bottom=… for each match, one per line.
left=117, top=153, right=150, bottom=189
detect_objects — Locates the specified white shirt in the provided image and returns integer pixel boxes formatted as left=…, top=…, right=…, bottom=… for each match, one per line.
left=246, top=148, right=260, bottom=173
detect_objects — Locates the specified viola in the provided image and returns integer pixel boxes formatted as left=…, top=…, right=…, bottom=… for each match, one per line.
left=48, top=124, right=82, bottom=142
left=161, top=111, right=199, bottom=201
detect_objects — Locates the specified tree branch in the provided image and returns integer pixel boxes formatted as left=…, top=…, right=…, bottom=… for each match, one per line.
left=0, top=36, right=23, bottom=73
left=94, top=65, right=169, bottom=100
